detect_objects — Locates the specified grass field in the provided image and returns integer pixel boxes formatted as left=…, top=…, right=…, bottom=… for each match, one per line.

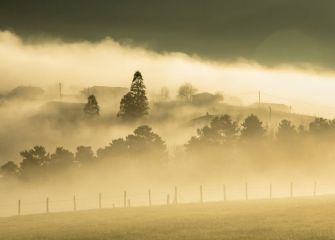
left=1, top=197, right=335, bottom=240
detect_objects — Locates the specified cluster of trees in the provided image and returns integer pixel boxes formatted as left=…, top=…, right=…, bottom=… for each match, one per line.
left=83, top=72, right=219, bottom=121
left=185, top=114, right=335, bottom=168
left=2, top=113, right=335, bottom=181
left=84, top=71, right=149, bottom=121
left=0, top=125, right=166, bottom=181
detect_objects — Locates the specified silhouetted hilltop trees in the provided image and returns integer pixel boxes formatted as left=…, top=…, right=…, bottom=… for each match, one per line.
left=118, top=71, right=149, bottom=121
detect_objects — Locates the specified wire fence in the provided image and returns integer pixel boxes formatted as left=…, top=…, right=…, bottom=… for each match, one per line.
left=0, top=181, right=334, bottom=217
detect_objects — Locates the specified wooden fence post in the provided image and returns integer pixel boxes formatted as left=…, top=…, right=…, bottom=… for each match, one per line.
left=46, top=197, right=49, bottom=213
left=73, top=195, right=77, bottom=211
left=290, top=182, right=293, bottom=198
left=313, top=182, right=317, bottom=197
left=18, top=199, right=21, bottom=216
left=99, top=192, right=102, bottom=209
left=200, top=185, right=203, bottom=203
left=174, top=186, right=178, bottom=204
left=245, top=183, right=248, bottom=200
left=148, top=189, right=152, bottom=207
left=124, top=191, right=127, bottom=208
left=269, top=183, right=272, bottom=200
left=223, top=184, right=226, bottom=201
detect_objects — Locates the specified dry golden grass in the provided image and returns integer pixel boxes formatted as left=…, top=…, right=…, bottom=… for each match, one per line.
left=1, top=197, right=335, bottom=240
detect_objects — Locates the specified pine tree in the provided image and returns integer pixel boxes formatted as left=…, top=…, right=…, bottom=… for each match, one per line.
left=118, top=71, right=149, bottom=120
left=84, top=94, right=100, bottom=116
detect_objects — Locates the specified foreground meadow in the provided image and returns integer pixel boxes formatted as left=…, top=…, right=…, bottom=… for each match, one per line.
left=1, top=197, right=335, bottom=240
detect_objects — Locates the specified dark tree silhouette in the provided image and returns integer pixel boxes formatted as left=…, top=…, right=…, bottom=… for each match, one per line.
left=48, top=147, right=75, bottom=172
left=118, top=71, right=149, bottom=120
left=75, top=146, right=95, bottom=165
left=276, top=119, right=297, bottom=142
left=97, top=125, right=167, bottom=165
left=240, top=114, right=266, bottom=139
left=186, top=114, right=239, bottom=152
left=84, top=94, right=100, bottom=116
left=0, top=161, right=19, bottom=177
left=20, top=146, right=49, bottom=179
left=309, top=118, right=331, bottom=137
left=97, top=138, right=128, bottom=162
left=210, top=115, right=239, bottom=141
left=126, top=125, right=167, bottom=163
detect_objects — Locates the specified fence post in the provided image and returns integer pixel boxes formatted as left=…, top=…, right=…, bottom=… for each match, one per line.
left=99, top=192, right=102, bottom=209
left=46, top=197, right=49, bottom=213
left=128, top=199, right=131, bottom=208
left=200, top=185, right=203, bottom=203
left=290, top=182, right=293, bottom=198
left=148, top=189, right=152, bottom=207
left=223, top=184, right=226, bottom=201
left=313, top=182, right=317, bottom=197
left=18, top=199, right=21, bottom=216
left=245, top=183, right=248, bottom=200
left=174, top=186, right=178, bottom=204
left=124, top=191, right=127, bottom=208
left=269, top=183, right=272, bottom=200
left=167, top=194, right=170, bottom=206
left=73, top=195, right=77, bottom=211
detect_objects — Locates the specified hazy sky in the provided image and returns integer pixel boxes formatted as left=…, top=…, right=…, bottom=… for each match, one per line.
left=1, top=0, right=335, bottom=69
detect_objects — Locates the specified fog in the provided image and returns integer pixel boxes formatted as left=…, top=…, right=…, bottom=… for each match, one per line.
left=1, top=31, right=335, bottom=117
left=2, top=31, right=335, bottom=217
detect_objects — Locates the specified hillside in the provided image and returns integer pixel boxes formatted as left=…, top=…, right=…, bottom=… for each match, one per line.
left=1, top=197, right=335, bottom=240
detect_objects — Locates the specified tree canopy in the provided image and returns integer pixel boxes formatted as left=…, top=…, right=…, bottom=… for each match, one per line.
left=84, top=94, right=100, bottom=116
left=118, top=71, right=149, bottom=121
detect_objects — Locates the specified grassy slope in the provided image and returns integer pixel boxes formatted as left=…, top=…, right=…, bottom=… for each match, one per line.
left=1, top=197, right=335, bottom=240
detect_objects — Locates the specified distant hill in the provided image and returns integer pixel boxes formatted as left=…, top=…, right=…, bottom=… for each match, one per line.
left=1, top=86, right=44, bottom=101
left=191, top=92, right=223, bottom=106
left=189, top=102, right=313, bottom=129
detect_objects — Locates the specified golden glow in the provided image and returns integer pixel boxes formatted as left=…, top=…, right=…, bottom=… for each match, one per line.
left=1, top=31, right=335, bottom=117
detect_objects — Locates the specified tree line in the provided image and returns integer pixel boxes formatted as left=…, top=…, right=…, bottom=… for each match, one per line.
left=0, top=125, right=166, bottom=181
left=2, top=70, right=335, bottom=180
left=1, top=113, right=335, bottom=181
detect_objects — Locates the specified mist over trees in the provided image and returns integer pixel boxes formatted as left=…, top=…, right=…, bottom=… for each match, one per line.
left=0, top=125, right=166, bottom=181
left=2, top=111, right=335, bottom=183
left=3, top=70, right=335, bottom=184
